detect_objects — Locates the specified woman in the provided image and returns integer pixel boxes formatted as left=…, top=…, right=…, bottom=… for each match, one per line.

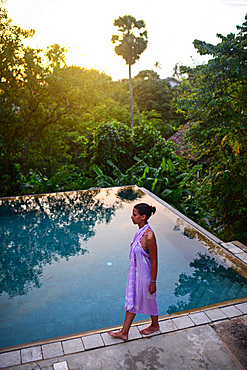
left=108, top=203, right=159, bottom=341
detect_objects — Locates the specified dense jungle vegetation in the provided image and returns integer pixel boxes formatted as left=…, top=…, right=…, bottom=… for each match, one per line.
left=0, top=3, right=246, bottom=244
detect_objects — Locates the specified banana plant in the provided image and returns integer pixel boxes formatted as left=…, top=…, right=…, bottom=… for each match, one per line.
left=92, top=164, right=115, bottom=188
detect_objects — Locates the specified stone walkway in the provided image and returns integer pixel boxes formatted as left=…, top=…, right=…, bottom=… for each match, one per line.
left=0, top=300, right=247, bottom=369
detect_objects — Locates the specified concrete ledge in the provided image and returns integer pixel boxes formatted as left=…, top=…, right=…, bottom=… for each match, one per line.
left=62, top=338, right=84, bottom=355
left=220, top=241, right=247, bottom=267
left=232, top=241, right=247, bottom=253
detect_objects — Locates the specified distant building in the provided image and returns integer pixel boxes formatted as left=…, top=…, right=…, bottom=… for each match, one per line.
left=165, top=77, right=181, bottom=88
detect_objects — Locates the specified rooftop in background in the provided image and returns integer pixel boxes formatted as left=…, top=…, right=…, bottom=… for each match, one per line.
left=164, top=77, right=181, bottom=88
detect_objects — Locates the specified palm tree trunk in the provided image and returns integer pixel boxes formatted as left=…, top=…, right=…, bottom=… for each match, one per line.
left=128, top=63, right=134, bottom=132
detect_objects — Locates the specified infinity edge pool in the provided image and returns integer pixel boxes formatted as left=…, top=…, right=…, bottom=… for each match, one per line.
left=0, top=185, right=246, bottom=355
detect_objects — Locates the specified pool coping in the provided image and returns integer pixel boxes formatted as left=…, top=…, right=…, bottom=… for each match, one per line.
left=1, top=186, right=247, bottom=368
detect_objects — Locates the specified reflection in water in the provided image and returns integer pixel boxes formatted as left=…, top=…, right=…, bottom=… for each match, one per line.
left=167, top=252, right=247, bottom=314
left=173, top=224, right=194, bottom=240
left=0, top=188, right=143, bottom=299
left=173, top=217, right=247, bottom=278
left=116, top=187, right=144, bottom=203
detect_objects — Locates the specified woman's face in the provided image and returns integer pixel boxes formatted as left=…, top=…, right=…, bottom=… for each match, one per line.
left=131, top=207, right=145, bottom=224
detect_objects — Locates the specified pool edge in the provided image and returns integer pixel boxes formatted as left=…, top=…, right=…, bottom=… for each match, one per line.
left=0, top=297, right=246, bottom=354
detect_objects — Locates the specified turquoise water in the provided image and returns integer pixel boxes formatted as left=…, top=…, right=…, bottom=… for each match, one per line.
left=0, top=186, right=247, bottom=348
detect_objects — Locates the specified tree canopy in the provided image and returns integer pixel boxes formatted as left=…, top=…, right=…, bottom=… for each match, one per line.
left=175, top=14, right=247, bottom=242
left=111, top=15, right=148, bottom=65
left=133, top=70, right=183, bottom=136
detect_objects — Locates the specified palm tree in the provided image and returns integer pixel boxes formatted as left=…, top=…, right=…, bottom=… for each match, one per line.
left=154, top=61, right=162, bottom=70
left=112, top=15, right=148, bottom=131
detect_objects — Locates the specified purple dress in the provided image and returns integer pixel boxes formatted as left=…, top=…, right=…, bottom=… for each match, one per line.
left=125, top=222, right=159, bottom=316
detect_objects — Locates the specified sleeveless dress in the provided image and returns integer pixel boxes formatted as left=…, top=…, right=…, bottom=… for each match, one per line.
left=125, top=222, right=159, bottom=316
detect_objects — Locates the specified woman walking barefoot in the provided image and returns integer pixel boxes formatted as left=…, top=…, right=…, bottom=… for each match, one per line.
left=108, top=203, right=159, bottom=341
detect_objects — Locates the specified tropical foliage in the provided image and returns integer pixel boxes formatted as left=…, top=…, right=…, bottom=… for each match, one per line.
left=175, top=14, right=247, bottom=242
left=1, top=2, right=246, bottom=244
left=133, top=70, right=185, bottom=136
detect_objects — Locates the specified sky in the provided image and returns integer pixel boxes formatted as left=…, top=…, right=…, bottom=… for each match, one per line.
left=5, top=0, right=247, bottom=81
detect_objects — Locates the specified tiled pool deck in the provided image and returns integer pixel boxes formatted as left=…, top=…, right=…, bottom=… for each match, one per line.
left=0, top=301, right=246, bottom=369
left=0, top=241, right=247, bottom=369
left=0, top=298, right=247, bottom=369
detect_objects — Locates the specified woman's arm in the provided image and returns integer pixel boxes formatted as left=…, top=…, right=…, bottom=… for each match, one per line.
left=146, top=230, right=158, bottom=294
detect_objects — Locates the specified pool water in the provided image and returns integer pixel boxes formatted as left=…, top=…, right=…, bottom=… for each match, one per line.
left=0, top=186, right=247, bottom=348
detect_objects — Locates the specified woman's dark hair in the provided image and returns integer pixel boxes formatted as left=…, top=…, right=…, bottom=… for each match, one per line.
left=134, top=203, right=156, bottom=220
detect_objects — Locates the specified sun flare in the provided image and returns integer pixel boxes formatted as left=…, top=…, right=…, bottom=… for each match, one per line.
left=5, top=0, right=247, bottom=80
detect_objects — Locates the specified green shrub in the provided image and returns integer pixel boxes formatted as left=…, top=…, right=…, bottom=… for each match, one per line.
left=90, top=121, right=135, bottom=175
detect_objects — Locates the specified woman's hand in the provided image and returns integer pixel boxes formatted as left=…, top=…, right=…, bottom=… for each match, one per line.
left=149, top=281, right=156, bottom=294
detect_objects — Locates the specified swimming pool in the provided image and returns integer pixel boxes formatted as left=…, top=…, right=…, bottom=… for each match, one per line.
left=0, top=186, right=247, bottom=349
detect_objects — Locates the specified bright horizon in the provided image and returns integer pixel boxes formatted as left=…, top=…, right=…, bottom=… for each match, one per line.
left=5, top=0, right=247, bottom=81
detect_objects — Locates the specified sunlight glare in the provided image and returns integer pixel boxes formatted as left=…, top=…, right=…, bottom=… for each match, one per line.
left=5, top=0, right=247, bottom=81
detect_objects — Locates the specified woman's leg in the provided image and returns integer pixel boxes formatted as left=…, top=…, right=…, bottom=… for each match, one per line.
left=108, top=311, right=135, bottom=340
left=139, top=315, right=159, bottom=335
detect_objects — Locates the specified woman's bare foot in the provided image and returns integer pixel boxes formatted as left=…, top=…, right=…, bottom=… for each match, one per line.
left=107, top=330, right=128, bottom=341
left=140, top=324, right=159, bottom=335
